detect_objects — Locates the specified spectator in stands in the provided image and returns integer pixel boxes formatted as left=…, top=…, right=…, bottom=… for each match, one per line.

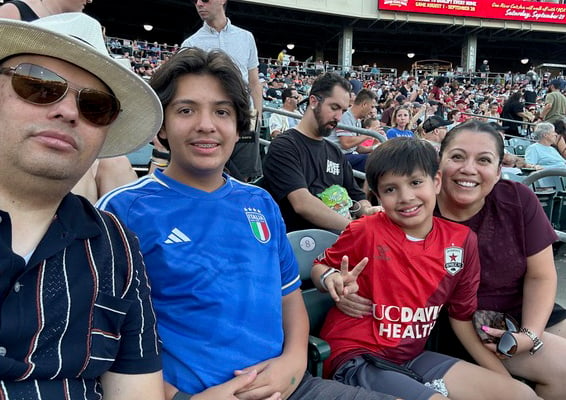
left=315, top=59, right=325, bottom=74
left=541, top=79, right=566, bottom=124
left=349, top=71, right=363, bottom=95
left=183, top=0, right=263, bottom=181
left=414, top=78, right=429, bottom=104
left=422, top=115, right=451, bottom=152
left=524, top=83, right=537, bottom=111
left=446, top=109, right=461, bottom=131
left=525, top=122, right=566, bottom=189
left=370, top=63, right=380, bottom=78
left=266, top=78, right=283, bottom=100
left=483, top=102, right=501, bottom=124
left=490, top=123, right=538, bottom=174
left=269, top=87, right=300, bottom=138
left=330, top=88, right=378, bottom=171
left=149, top=41, right=161, bottom=57
left=398, top=76, right=417, bottom=102
left=277, top=48, right=286, bottom=65
left=263, top=73, right=377, bottom=233
left=479, top=59, right=490, bottom=82
left=381, top=94, right=406, bottom=127
left=0, top=13, right=163, bottom=398
left=412, top=100, right=437, bottom=126
left=340, top=120, right=566, bottom=400
left=312, top=138, right=539, bottom=400
left=386, top=105, right=414, bottom=139
left=428, top=76, right=447, bottom=117
left=0, top=0, right=92, bottom=19
left=552, top=118, right=566, bottom=158
left=455, top=99, right=471, bottom=123
left=361, top=117, right=384, bottom=149
left=501, top=91, right=533, bottom=137
left=98, top=47, right=398, bottom=400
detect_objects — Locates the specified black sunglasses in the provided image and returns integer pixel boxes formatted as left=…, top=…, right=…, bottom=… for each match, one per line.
left=496, top=314, right=519, bottom=358
left=0, top=63, right=121, bottom=126
left=193, top=0, right=209, bottom=3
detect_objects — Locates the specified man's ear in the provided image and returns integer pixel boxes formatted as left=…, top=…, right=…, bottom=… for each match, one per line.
left=309, top=94, right=319, bottom=109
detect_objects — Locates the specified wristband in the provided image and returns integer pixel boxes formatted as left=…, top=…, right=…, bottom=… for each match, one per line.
left=152, top=148, right=171, bottom=161
left=172, top=391, right=192, bottom=400
left=320, top=267, right=340, bottom=291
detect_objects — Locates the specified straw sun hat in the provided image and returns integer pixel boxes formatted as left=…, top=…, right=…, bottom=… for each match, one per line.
left=0, top=13, right=163, bottom=157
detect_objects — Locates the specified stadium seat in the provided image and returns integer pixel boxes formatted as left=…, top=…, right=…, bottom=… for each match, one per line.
left=126, top=143, right=153, bottom=176
left=535, top=190, right=556, bottom=222
left=287, top=229, right=338, bottom=376
left=287, top=229, right=338, bottom=284
left=501, top=172, right=525, bottom=183
left=553, top=192, right=566, bottom=231
left=509, top=137, right=532, bottom=148
left=504, top=145, right=516, bottom=155
left=514, top=144, right=526, bottom=156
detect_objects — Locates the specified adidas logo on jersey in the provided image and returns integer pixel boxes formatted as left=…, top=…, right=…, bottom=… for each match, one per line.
left=164, top=228, right=191, bottom=244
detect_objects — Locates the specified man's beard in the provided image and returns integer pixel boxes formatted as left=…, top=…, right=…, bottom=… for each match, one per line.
left=313, top=104, right=337, bottom=138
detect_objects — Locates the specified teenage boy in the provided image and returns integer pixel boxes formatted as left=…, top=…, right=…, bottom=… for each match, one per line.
left=97, top=48, right=399, bottom=400
left=311, top=138, right=539, bottom=400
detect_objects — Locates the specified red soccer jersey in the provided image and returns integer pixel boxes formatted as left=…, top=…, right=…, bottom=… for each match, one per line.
left=318, top=212, right=480, bottom=375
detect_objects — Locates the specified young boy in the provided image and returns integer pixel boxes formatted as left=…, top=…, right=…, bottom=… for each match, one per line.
left=311, top=138, right=539, bottom=400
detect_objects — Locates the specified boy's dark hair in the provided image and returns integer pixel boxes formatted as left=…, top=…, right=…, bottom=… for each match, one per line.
left=309, top=72, right=351, bottom=103
left=366, top=138, right=439, bottom=195
left=149, top=47, right=251, bottom=150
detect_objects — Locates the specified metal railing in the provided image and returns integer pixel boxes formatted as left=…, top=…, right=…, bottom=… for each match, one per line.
left=263, top=106, right=388, bottom=143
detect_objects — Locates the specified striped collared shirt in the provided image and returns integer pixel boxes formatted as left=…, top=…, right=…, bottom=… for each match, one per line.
left=0, top=194, right=161, bottom=399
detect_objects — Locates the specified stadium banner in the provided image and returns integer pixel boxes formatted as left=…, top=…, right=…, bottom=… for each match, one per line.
left=378, top=0, right=566, bottom=24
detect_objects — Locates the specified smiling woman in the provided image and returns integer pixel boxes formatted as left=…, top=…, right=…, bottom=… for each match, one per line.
left=433, top=120, right=566, bottom=399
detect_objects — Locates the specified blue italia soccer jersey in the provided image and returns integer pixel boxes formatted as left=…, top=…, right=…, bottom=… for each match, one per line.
left=97, top=170, right=300, bottom=394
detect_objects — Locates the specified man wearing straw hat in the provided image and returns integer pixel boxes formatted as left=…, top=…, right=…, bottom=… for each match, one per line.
left=0, top=13, right=164, bottom=399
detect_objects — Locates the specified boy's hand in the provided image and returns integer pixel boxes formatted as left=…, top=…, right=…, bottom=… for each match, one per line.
left=326, top=256, right=368, bottom=303
left=166, top=371, right=282, bottom=400
left=233, top=353, right=303, bottom=400
left=336, top=292, right=373, bottom=318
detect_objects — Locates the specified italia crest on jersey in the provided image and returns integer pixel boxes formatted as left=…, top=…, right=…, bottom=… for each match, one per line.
left=245, top=208, right=271, bottom=243
left=444, top=246, right=464, bottom=275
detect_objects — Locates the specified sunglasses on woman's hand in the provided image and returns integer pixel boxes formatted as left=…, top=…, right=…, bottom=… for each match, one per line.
left=496, top=314, right=519, bottom=358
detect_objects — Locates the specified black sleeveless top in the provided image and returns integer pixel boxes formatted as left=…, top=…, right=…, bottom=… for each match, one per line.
left=9, top=0, right=40, bottom=21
